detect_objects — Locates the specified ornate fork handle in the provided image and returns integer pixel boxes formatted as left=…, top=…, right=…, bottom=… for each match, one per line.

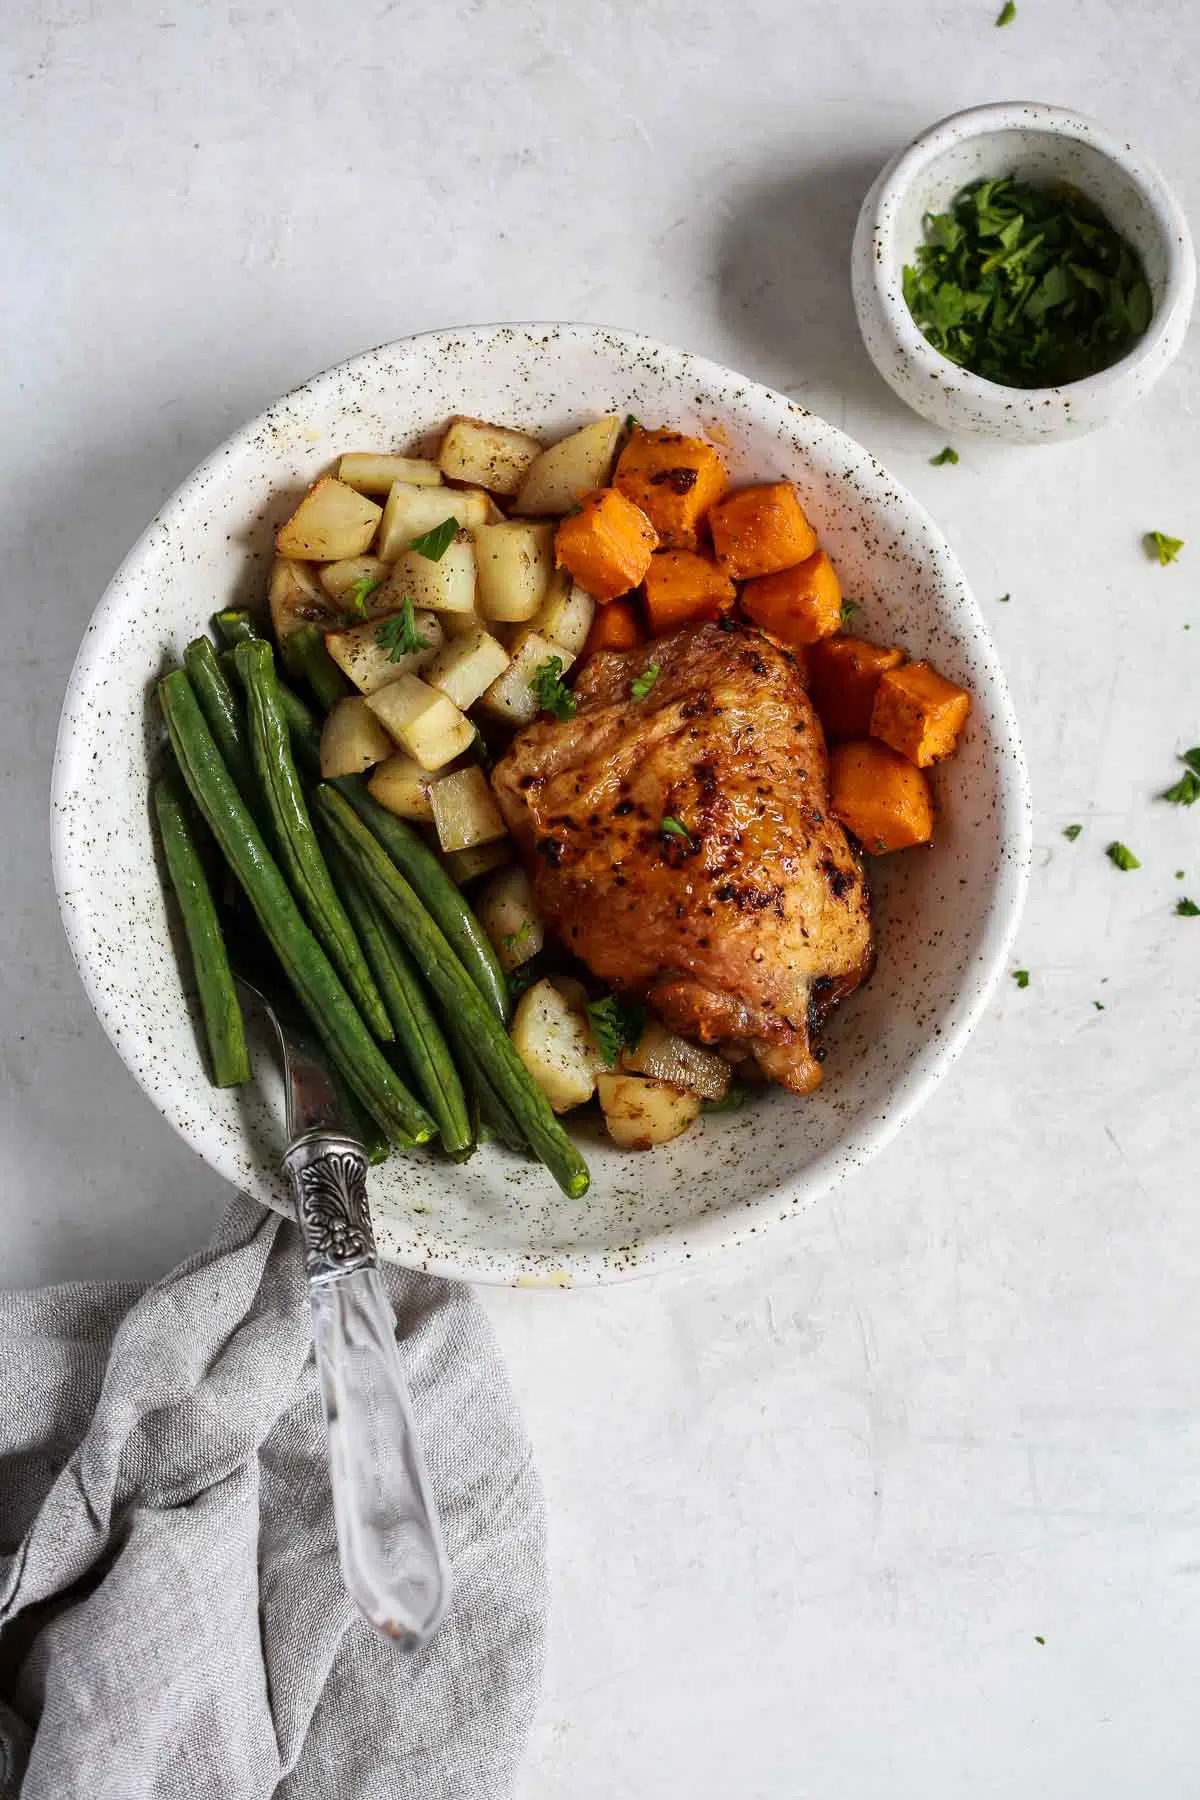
left=282, top=1133, right=450, bottom=1647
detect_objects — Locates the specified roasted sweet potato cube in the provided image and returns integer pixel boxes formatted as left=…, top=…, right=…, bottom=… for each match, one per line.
left=643, top=550, right=736, bottom=636
left=554, top=487, right=658, bottom=602
left=613, top=428, right=728, bottom=549
left=870, top=660, right=971, bottom=766
left=740, top=549, right=842, bottom=647
left=830, top=740, right=934, bottom=852
left=582, top=595, right=644, bottom=657
left=708, top=482, right=818, bottom=580
left=806, top=634, right=906, bottom=741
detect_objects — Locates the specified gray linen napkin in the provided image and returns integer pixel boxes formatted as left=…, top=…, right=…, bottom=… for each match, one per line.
left=0, top=1192, right=546, bottom=1800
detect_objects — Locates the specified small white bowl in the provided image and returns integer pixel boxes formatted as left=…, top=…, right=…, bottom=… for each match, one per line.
left=852, top=102, right=1195, bottom=443
left=51, top=324, right=1030, bottom=1286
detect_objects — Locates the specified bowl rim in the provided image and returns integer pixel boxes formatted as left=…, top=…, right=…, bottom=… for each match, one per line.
left=865, top=100, right=1197, bottom=409
left=51, top=321, right=1032, bottom=1286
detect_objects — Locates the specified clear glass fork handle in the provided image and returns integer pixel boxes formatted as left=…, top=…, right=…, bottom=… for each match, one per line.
left=283, top=1132, right=451, bottom=1648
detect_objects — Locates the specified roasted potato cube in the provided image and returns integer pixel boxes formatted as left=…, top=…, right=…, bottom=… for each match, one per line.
left=512, top=415, right=624, bottom=515
left=554, top=487, right=657, bottom=601
left=708, top=482, right=817, bottom=580
left=376, top=483, right=467, bottom=562
left=366, top=752, right=437, bottom=821
left=830, top=740, right=934, bottom=852
left=612, top=427, right=728, bottom=549
left=268, top=557, right=340, bottom=672
left=275, top=477, right=382, bottom=561
left=366, top=675, right=476, bottom=770
left=378, top=533, right=478, bottom=615
left=429, top=765, right=507, bottom=853
left=324, top=610, right=443, bottom=694
left=478, top=630, right=574, bottom=728
left=438, top=415, right=543, bottom=497
left=319, top=696, right=395, bottom=779
left=423, top=627, right=511, bottom=711
left=441, top=841, right=511, bottom=885
left=510, top=979, right=600, bottom=1112
left=338, top=452, right=443, bottom=494
left=740, top=549, right=842, bottom=647
left=642, top=549, right=735, bottom=635
left=870, top=661, right=971, bottom=766
left=621, top=1018, right=731, bottom=1099
left=474, top=520, right=555, bottom=622
left=474, top=864, right=545, bottom=971
left=596, top=1072, right=702, bottom=1149
left=317, top=555, right=390, bottom=608
left=531, top=571, right=596, bottom=655
left=806, top=635, right=905, bottom=741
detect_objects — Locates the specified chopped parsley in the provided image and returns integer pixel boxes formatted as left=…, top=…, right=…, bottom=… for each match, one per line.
left=903, top=175, right=1152, bottom=387
left=929, top=445, right=959, bottom=466
left=375, top=596, right=429, bottom=661
left=1160, top=748, right=1200, bottom=805
left=1062, top=823, right=1083, bottom=841
left=623, top=413, right=642, bottom=434
left=1106, top=841, right=1140, bottom=871
left=1093, top=1000, right=1105, bottom=1011
left=586, top=995, right=645, bottom=1068
left=1177, top=897, right=1200, bottom=917
left=660, top=815, right=691, bottom=842
left=503, top=919, right=535, bottom=953
left=997, top=592, right=1011, bottom=604
left=1145, top=530, right=1184, bottom=566
left=630, top=661, right=661, bottom=701
left=346, top=571, right=382, bottom=617
left=530, top=655, right=577, bottom=720
left=471, top=726, right=494, bottom=771
left=1012, top=968, right=1030, bottom=989
left=408, top=515, right=460, bottom=561
left=995, top=0, right=1016, bottom=22
left=839, top=598, right=861, bottom=627
left=507, top=959, right=544, bottom=1001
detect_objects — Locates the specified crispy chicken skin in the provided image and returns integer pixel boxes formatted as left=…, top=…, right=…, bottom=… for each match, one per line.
left=491, top=622, right=873, bottom=1092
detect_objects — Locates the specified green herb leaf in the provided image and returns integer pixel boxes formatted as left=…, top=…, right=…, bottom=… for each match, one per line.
left=585, top=995, right=646, bottom=1068
left=624, top=413, right=642, bottom=434
left=997, top=593, right=1011, bottom=604
left=1162, top=770, right=1200, bottom=806
left=839, top=598, right=861, bottom=627
left=1177, top=897, right=1200, bottom=917
left=408, top=515, right=460, bottom=561
left=1062, top=823, right=1083, bottom=841
left=346, top=572, right=382, bottom=617
left=661, top=815, right=691, bottom=842
left=703, top=1082, right=753, bottom=1113
left=503, top=919, right=534, bottom=952
left=507, top=959, right=544, bottom=1000
left=995, top=0, right=1016, bottom=23
left=375, top=596, right=429, bottom=661
left=1012, top=968, right=1030, bottom=988
left=471, top=725, right=494, bottom=771
left=1093, top=1000, right=1105, bottom=1011
left=530, top=656, right=577, bottom=720
left=1145, top=529, right=1184, bottom=566
left=1177, top=869, right=1187, bottom=880
left=630, top=661, right=661, bottom=701
left=1183, top=748, right=1200, bottom=778
left=930, top=445, right=959, bottom=465
left=1106, top=840, right=1140, bottom=871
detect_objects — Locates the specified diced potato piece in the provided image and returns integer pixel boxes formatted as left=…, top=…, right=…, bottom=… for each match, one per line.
left=478, top=630, right=574, bottom=728
left=338, top=452, right=443, bottom=494
left=554, top=487, right=657, bottom=601
left=366, top=753, right=437, bottom=821
left=428, top=766, right=507, bottom=853
left=806, top=635, right=905, bottom=741
left=442, top=841, right=511, bottom=885
left=366, top=675, right=476, bottom=771
left=582, top=595, right=644, bottom=656
left=829, top=740, right=934, bottom=852
left=512, top=415, right=624, bottom=515
left=613, top=428, right=728, bottom=550
left=376, top=483, right=468, bottom=562
left=549, top=974, right=590, bottom=1014
left=643, top=550, right=735, bottom=635
left=622, top=1018, right=731, bottom=1099
left=475, top=865, right=544, bottom=971
left=276, top=477, right=383, bottom=561
left=324, top=610, right=443, bottom=694
left=741, top=549, right=842, bottom=648
left=453, top=488, right=501, bottom=531
left=317, top=555, right=390, bottom=607
left=319, top=696, right=395, bottom=778
left=474, top=520, right=555, bottom=622
left=438, top=415, right=543, bottom=497
left=532, top=570, right=596, bottom=655
left=441, top=605, right=487, bottom=640
left=510, top=979, right=600, bottom=1112
left=423, top=627, right=510, bottom=711
left=378, top=534, right=478, bottom=615
left=870, top=661, right=971, bottom=766
left=268, top=557, right=340, bottom=671
left=596, top=1072, right=701, bottom=1149
left=708, top=482, right=818, bottom=580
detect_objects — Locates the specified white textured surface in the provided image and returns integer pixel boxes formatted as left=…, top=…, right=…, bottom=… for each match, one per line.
left=2, top=3, right=1198, bottom=1795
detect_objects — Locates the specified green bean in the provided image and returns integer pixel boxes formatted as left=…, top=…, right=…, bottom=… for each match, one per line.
left=220, top=646, right=321, bottom=776
left=183, top=637, right=257, bottom=808
left=290, top=622, right=350, bottom=713
left=212, top=608, right=261, bottom=648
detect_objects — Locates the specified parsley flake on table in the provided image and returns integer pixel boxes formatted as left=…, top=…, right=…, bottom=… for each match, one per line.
left=995, top=0, right=1016, bottom=22
left=586, top=995, right=645, bottom=1068
left=1177, top=897, right=1200, bottom=917
left=929, top=445, right=959, bottom=466
left=1159, top=751, right=1200, bottom=806
left=1145, top=530, right=1184, bottom=566
left=1062, top=823, right=1082, bottom=841
left=660, top=815, right=692, bottom=842
left=630, top=661, right=661, bottom=701
left=408, top=515, right=460, bottom=561
left=375, top=595, right=429, bottom=660
left=1093, top=1000, right=1105, bottom=1011
left=1106, top=841, right=1140, bottom=871
left=997, top=593, right=1011, bottom=604
left=1012, top=968, right=1030, bottom=989
left=903, top=175, right=1151, bottom=387
left=530, top=656, right=577, bottom=720
left=346, top=571, right=382, bottom=617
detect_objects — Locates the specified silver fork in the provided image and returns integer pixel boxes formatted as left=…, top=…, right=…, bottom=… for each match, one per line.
left=237, top=973, right=451, bottom=1648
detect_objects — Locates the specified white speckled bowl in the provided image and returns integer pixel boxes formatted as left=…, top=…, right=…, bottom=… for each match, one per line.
left=52, top=324, right=1030, bottom=1285
left=852, top=102, right=1195, bottom=443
